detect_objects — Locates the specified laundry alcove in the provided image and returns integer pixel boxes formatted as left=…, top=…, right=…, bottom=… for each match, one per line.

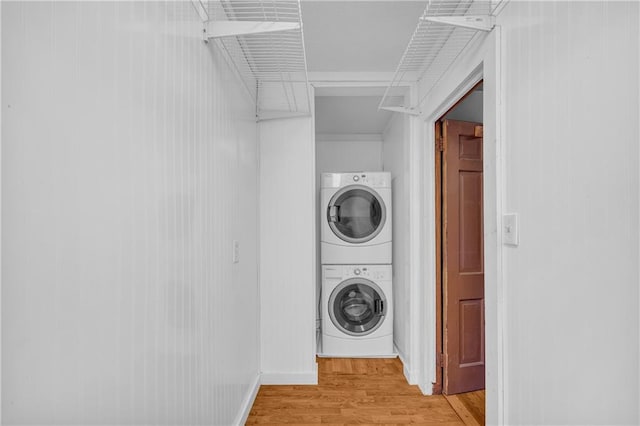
left=313, top=85, right=411, bottom=363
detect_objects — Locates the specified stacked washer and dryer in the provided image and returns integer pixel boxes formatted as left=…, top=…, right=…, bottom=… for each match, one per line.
left=320, top=172, right=394, bottom=357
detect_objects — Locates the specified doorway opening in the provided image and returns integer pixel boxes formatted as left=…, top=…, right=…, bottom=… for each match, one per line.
left=434, top=81, right=485, bottom=396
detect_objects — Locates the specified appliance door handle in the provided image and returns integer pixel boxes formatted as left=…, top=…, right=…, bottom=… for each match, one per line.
left=374, top=299, right=384, bottom=315
left=328, top=205, right=340, bottom=223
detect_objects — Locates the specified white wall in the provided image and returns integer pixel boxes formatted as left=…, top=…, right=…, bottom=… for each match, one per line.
left=381, top=115, right=411, bottom=372
left=316, top=137, right=383, bottom=174
left=414, top=1, right=639, bottom=424
left=259, top=116, right=317, bottom=383
left=1, top=2, right=260, bottom=424
left=498, top=2, right=639, bottom=424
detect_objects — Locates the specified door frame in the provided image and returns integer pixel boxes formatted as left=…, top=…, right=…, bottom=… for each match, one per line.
left=410, top=27, right=505, bottom=424
left=434, top=82, right=485, bottom=395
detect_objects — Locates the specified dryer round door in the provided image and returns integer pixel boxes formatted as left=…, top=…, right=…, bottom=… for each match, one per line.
left=326, top=185, right=386, bottom=243
left=328, top=278, right=387, bottom=336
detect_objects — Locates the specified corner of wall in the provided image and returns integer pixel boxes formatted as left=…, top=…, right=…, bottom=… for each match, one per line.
left=395, top=345, right=418, bottom=386
left=233, top=373, right=261, bottom=426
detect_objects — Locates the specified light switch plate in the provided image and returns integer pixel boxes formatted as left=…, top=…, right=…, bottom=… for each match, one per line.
left=503, top=213, right=519, bottom=246
left=233, top=240, right=239, bottom=263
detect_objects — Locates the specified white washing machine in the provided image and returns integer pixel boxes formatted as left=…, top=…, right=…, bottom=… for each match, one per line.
left=320, top=172, right=392, bottom=264
left=321, top=264, right=394, bottom=357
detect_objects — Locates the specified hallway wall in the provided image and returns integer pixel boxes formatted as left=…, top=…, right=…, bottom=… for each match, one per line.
left=414, top=1, right=638, bottom=423
left=1, top=2, right=259, bottom=424
left=497, top=2, right=639, bottom=424
left=259, top=116, right=317, bottom=384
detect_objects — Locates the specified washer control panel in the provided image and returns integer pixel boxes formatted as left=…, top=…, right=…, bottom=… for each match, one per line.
left=339, top=266, right=391, bottom=280
left=321, top=172, right=391, bottom=188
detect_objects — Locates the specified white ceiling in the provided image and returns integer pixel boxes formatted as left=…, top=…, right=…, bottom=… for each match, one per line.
left=315, top=95, right=404, bottom=135
left=315, top=96, right=390, bottom=134
left=301, top=1, right=426, bottom=72
left=303, top=1, right=424, bottom=135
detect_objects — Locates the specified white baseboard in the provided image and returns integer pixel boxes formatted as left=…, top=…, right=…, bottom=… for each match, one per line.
left=317, top=352, right=397, bottom=358
left=395, top=346, right=433, bottom=395
left=418, top=381, right=433, bottom=395
left=260, top=369, right=318, bottom=385
left=234, top=367, right=319, bottom=423
left=395, top=345, right=418, bottom=385
left=233, top=374, right=261, bottom=426
left=233, top=367, right=319, bottom=424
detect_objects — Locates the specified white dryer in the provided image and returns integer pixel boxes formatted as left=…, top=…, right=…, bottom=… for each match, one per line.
left=320, top=172, right=392, bottom=264
left=321, top=264, right=394, bottom=357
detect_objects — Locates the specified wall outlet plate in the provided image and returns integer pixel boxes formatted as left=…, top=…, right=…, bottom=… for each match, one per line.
left=503, top=213, right=519, bottom=246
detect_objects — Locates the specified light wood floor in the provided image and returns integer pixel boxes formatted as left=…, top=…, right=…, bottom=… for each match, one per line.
left=246, top=357, right=485, bottom=425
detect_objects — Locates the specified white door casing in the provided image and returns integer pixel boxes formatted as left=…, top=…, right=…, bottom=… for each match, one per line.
left=408, top=28, right=505, bottom=425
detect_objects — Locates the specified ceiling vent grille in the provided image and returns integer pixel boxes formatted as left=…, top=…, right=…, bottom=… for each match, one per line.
left=379, top=0, right=498, bottom=115
left=193, top=0, right=311, bottom=121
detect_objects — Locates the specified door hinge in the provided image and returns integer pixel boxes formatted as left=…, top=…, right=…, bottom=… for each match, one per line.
left=437, top=353, right=445, bottom=367
left=436, top=138, right=444, bottom=152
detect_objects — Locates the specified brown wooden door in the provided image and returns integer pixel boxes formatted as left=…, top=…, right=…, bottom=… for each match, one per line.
left=442, top=119, right=485, bottom=395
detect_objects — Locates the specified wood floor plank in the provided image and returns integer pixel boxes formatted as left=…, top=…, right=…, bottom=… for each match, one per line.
left=443, top=390, right=485, bottom=426
left=443, top=395, right=477, bottom=426
left=247, top=358, right=485, bottom=425
left=458, top=390, right=485, bottom=424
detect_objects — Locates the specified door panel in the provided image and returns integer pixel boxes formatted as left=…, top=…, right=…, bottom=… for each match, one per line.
left=459, top=299, right=484, bottom=366
left=459, top=171, right=483, bottom=273
left=459, top=135, right=483, bottom=161
left=443, top=119, right=485, bottom=395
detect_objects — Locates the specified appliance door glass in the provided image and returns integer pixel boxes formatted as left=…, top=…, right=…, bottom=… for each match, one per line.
left=327, top=185, right=386, bottom=243
left=329, top=278, right=386, bottom=336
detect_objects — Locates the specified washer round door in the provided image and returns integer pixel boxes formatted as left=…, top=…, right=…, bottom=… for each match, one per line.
left=328, top=278, right=387, bottom=336
left=326, top=185, right=386, bottom=244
